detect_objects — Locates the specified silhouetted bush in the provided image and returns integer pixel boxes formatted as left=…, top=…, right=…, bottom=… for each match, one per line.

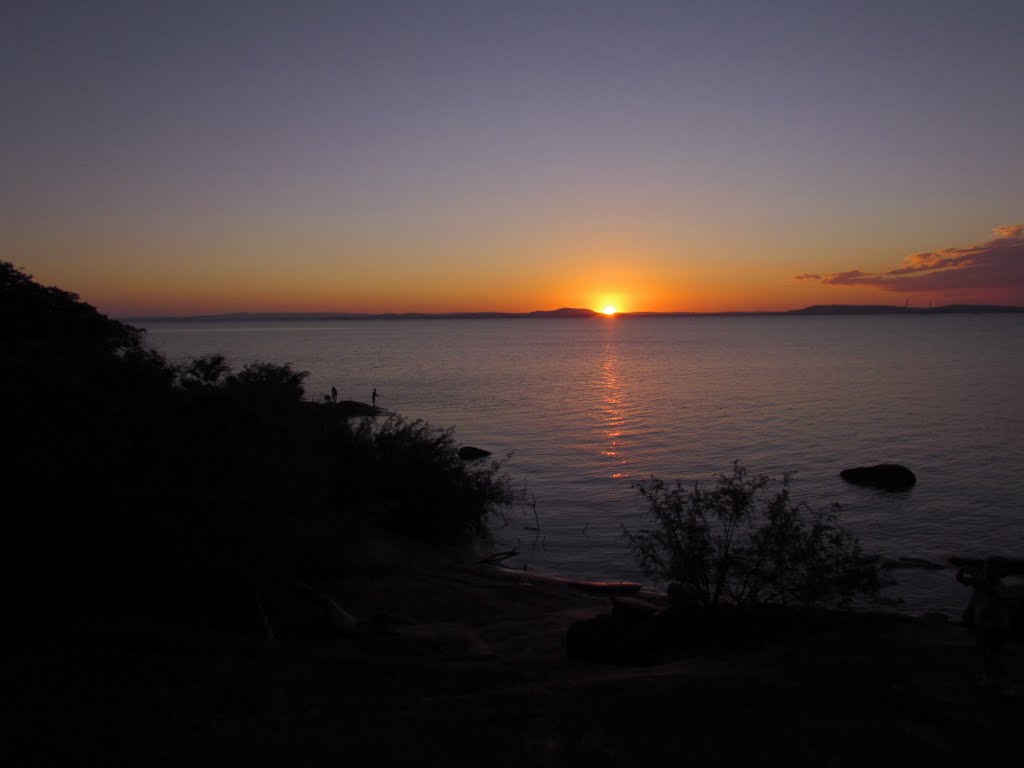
left=334, top=415, right=517, bottom=543
left=624, top=462, right=881, bottom=610
left=1, top=262, right=517, bottom=623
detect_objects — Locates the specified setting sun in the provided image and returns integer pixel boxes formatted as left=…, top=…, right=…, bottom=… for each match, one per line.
left=601, top=305, right=617, bottom=316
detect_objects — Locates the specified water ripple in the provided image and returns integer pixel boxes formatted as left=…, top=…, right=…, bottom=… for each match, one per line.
left=145, top=315, right=1024, bottom=615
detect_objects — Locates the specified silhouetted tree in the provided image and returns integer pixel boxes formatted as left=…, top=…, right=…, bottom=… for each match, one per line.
left=2, top=262, right=517, bottom=634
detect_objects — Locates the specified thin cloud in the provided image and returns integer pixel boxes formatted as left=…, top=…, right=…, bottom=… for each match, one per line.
left=796, top=225, right=1024, bottom=296
left=821, top=270, right=870, bottom=285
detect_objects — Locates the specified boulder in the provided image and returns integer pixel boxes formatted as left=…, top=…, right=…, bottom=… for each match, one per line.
left=840, top=463, right=916, bottom=490
left=333, top=400, right=379, bottom=417
left=457, top=446, right=492, bottom=461
left=565, top=612, right=666, bottom=665
left=566, top=614, right=626, bottom=663
left=667, top=581, right=701, bottom=610
left=566, top=597, right=666, bottom=665
left=611, top=596, right=659, bottom=625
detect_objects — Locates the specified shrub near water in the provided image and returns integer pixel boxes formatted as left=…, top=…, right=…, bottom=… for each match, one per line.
left=624, top=462, right=881, bottom=610
left=1, top=261, right=516, bottom=618
left=334, top=415, right=516, bottom=544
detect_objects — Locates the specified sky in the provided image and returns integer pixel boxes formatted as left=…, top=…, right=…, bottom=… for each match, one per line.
left=3, top=0, right=1023, bottom=316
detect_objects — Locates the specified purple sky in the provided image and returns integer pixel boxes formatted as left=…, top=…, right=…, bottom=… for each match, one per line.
left=4, top=1, right=1023, bottom=314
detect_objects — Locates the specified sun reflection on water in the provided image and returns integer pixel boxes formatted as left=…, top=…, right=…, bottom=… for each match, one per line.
left=598, top=342, right=630, bottom=479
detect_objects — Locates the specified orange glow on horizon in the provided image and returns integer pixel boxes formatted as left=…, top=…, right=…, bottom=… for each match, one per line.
left=29, top=233, right=1016, bottom=318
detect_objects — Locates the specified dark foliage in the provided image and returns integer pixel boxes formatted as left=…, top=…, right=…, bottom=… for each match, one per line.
left=624, top=462, right=881, bottom=610
left=1, top=262, right=515, bottom=625
left=332, top=415, right=515, bottom=543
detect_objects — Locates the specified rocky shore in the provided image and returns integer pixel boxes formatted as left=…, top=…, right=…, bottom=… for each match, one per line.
left=5, top=560, right=1023, bottom=766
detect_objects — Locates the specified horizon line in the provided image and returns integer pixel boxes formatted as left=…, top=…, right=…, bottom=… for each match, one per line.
left=121, top=303, right=1024, bottom=322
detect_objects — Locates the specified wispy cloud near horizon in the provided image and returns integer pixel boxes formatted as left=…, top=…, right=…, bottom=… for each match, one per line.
left=796, top=225, right=1024, bottom=301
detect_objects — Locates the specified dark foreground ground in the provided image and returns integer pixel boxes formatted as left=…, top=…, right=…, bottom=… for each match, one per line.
left=5, top=562, right=1022, bottom=767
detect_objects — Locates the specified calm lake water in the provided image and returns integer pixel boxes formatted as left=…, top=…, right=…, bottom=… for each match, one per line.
left=142, top=315, right=1024, bottom=616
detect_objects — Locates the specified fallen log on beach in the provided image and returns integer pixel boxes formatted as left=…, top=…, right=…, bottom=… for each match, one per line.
left=949, top=556, right=1024, bottom=576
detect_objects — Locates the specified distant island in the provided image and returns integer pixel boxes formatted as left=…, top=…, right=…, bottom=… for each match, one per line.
left=124, top=304, right=1024, bottom=322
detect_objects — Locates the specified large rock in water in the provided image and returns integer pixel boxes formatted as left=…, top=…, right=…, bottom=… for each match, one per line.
left=840, top=464, right=916, bottom=490
left=457, top=446, right=491, bottom=461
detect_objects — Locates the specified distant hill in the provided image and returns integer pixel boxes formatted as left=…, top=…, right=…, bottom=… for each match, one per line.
left=124, top=304, right=1023, bottom=322
left=127, top=308, right=601, bottom=321
left=787, top=304, right=1024, bottom=315
left=528, top=307, right=598, bottom=318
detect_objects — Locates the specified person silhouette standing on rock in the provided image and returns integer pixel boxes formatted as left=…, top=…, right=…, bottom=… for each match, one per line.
left=372, top=388, right=378, bottom=408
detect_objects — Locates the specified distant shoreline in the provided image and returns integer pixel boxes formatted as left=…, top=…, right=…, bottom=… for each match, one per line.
left=123, top=304, right=1024, bottom=322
